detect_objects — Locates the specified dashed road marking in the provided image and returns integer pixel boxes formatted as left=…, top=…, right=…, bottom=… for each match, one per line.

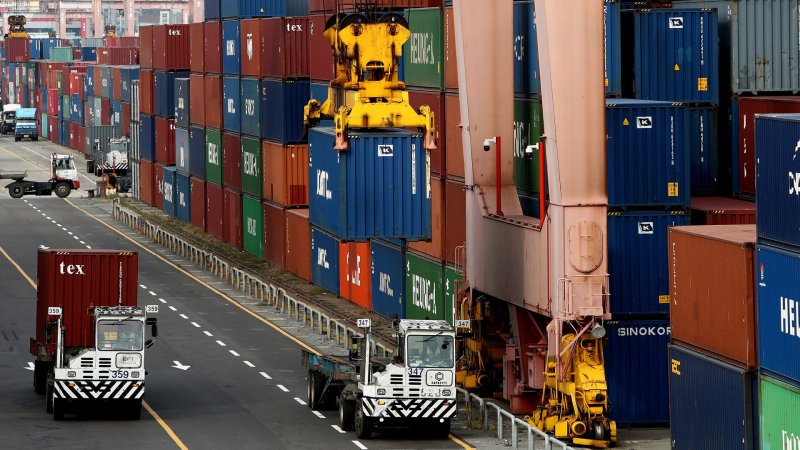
left=229, top=350, right=240, bottom=357
left=352, top=441, right=368, bottom=450
left=45, top=216, right=50, bottom=220
left=277, top=385, right=289, bottom=392
left=216, top=340, right=226, bottom=347
left=159, top=298, right=167, bottom=304
left=203, top=331, right=213, bottom=337
left=148, top=291, right=157, bottom=296
left=140, top=284, right=147, bottom=289
left=73, top=236, right=79, bottom=240
left=294, top=398, right=307, bottom=406
left=243, top=361, right=255, bottom=368
left=260, top=372, right=272, bottom=380
left=179, top=314, right=188, bottom=319
left=67, top=231, right=73, bottom=235
left=332, top=425, right=346, bottom=434
left=313, top=411, right=325, bottom=419
left=79, top=241, right=85, bottom=245
left=168, top=306, right=177, bottom=312
left=190, top=322, right=201, bottom=328
left=85, top=245, right=92, bottom=249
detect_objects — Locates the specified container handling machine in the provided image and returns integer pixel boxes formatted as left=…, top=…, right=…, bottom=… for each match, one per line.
left=1, top=153, right=81, bottom=198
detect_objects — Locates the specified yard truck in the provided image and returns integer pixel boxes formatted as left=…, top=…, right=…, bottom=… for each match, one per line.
left=1, top=153, right=80, bottom=198
left=14, top=107, right=38, bottom=141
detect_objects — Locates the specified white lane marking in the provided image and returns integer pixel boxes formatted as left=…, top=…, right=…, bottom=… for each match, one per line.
left=140, top=284, right=147, bottom=289
left=61, top=227, right=67, bottom=231
left=148, top=291, right=157, bottom=296
left=179, top=314, right=188, bottom=319
left=313, top=411, right=325, bottom=419
left=331, top=425, right=346, bottom=434
left=294, top=397, right=307, bottom=406
left=51, top=220, right=56, bottom=224
left=243, top=361, right=255, bottom=368
left=25, top=362, right=35, bottom=371
left=168, top=306, right=177, bottom=312
left=352, top=441, right=367, bottom=450
left=259, top=372, right=272, bottom=380
left=203, top=331, right=213, bottom=337
left=172, top=361, right=191, bottom=371
left=67, top=231, right=73, bottom=235
left=159, top=298, right=167, bottom=304
left=79, top=241, right=85, bottom=245
left=190, top=322, right=201, bottom=328
left=55, top=224, right=61, bottom=227
left=229, top=350, right=240, bottom=357
left=85, top=245, right=92, bottom=249
left=73, top=236, right=79, bottom=240
left=216, top=340, right=226, bottom=347
left=277, top=385, right=289, bottom=392
left=45, top=216, right=51, bottom=220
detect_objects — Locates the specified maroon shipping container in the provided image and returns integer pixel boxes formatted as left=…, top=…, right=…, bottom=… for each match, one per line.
left=263, top=201, right=287, bottom=269
left=121, top=102, right=131, bottom=136
left=240, top=18, right=265, bottom=77
left=112, top=67, right=122, bottom=100
left=204, top=22, right=222, bottom=74
left=408, top=177, right=444, bottom=260
left=224, top=187, right=243, bottom=250
left=155, top=117, right=177, bottom=165
left=190, top=74, right=205, bottom=126
left=444, top=92, right=464, bottom=179
left=190, top=22, right=205, bottom=73
left=190, top=177, right=207, bottom=231
left=223, top=133, right=242, bottom=191
left=285, top=208, right=312, bottom=282
left=140, top=160, right=155, bottom=206
left=6, top=38, right=30, bottom=63
left=98, top=47, right=139, bottom=66
left=262, top=17, right=309, bottom=79
left=140, top=26, right=154, bottom=69
left=69, top=123, right=79, bottom=152
left=154, top=162, right=164, bottom=209
left=101, top=98, right=111, bottom=126
left=690, top=197, right=756, bottom=225
left=73, top=47, right=82, bottom=61
left=669, top=225, right=757, bottom=368
left=93, top=66, right=103, bottom=97
left=34, top=250, right=138, bottom=351
left=308, top=15, right=334, bottom=81
left=105, top=37, right=140, bottom=48
left=738, top=96, right=800, bottom=195
left=408, top=89, right=444, bottom=175
left=206, top=182, right=225, bottom=240
left=204, top=76, right=223, bottom=129
left=444, top=7, right=457, bottom=90
left=152, top=24, right=191, bottom=70
left=140, top=69, right=154, bottom=116
left=69, top=73, right=84, bottom=99
left=444, top=178, right=466, bottom=264
left=47, top=115, right=59, bottom=144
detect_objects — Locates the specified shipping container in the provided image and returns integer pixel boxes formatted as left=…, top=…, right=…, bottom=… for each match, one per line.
left=371, top=240, right=406, bottom=320
left=83, top=125, right=120, bottom=156
left=606, top=100, right=690, bottom=208
left=241, top=195, right=264, bottom=258
left=207, top=182, right=225, bottom=241
left=308, top=15, right=334, bottom=82
left=176, top=127, right=190, bottom=173
left=176, top=172, right=191, bottom=223
left=444, top=92, right=463, bottom=179
left=121, top=67, right=140, bottom=103
left=189, top=126, right=206, bottom=179
left=262, top=141, right=309, bottom=207
left=634, top=9, right=719, bottom=104
left=140, top=160, right=154, bottom=205
left=206, top=129, right=224, bottom=186
left=205, top=0, right=220, bottom=20
left=604, top=1, right=621, bottom=97
left=241, top=137, right=262, bottom=198
left=240, top=18, right=265, bottom=78
left=759, top=376, right=800, bottom=449
left=311, top=226, right=341, bottom=296
left=139, top=114, right=156, bottom=161
left=444, top=179, right=466, bottom=265
left=223, top=132, right=242, bottom=190
left=139, top=26, right=154, bottom=68
left=608, top=210, right=690, bottom=317
left=690, top=196, right=755, bottom=225
left=132, top=81, right=140, bottom=119
left=240, top=78, right=261, bottom=137
left=669, top=344, right=757, bottom=450
left=154, top=71, right=189, bottom=118
left=512, top=2, right=540, bottom=95
left=152, top=24, right=191, bottom=70
left=405, top=252, right=451, bottom=321
left=286, top=208, right=312, bottom=282
left=222, top=0, right=269, bottom=18
left=222, top=20, right=241, bottom=76
left=189, top=74, right=206, bottom=127
left=443, top=7, right=457, bottom=90
left=35, top=250, right=138, bottom=349
left=223, top=76, right=241, bottom=133
left=669, top=225, right=757, bottom=367
left=224, top=188, right=243, bottom=250
left=190, top=22, right=205, bottom=73
left=408, top=177, right=444, bottom=260
left=260, top=78, right=309, bottom=143
left=154, top=162, right=165, bottom=208
left=408, top=89, right=444, bottom=175
left=263, top=201, right=286, bottom=268
left=261, top=17, right=309, bottom=79
left=204, top=76, right=224, bottom=130
left=339, top=241, right=372, bottom=310
left=155, top=117, right=176, bottom=165
left=204, top=22, right=223, bottom=75
left=175, top=78, right=190, bottom=128
left=687, top=106, right=718, bottom=194
left=163, top=166, right=178, bottom=218
left=309, top=127, right=431, bottom=241
left=402, top=8, right=444, bottom=89
left=513, top=96, right=544, bottom=194
left=6, top=39, right=31, bottom=63
left=190, top=177, right=206, bottom=230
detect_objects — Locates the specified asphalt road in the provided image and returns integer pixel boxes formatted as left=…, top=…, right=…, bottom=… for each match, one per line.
left=0, top=137, right=469, bottom=449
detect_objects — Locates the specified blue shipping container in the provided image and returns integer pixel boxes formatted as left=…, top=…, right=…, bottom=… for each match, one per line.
left=154, top=70, right=189, bottom=118
left=222, top=20, right=241, bottom=76
left=309, top=127, right=432, bottom=241
left=370, top=240, right=406, bottom=320
left=205, top=0, right=220, bottom=20
left=311, top=226, right=341, bottom=296
left=139, top=114, right=156, bottom=161
left=756, top=244, right=800, bottom=384
left=41, top=38, right=60, bottom=60
left=608, top=210, right=690, bottom=316
left=176, top=172, right=191, bottom=223
left=512, top=1, right=540, bottom=95
left=310, top=82, right=328, bottom=104
left=70, top=94, right=84, bottom=126
left=29, top=40, right=42, bottom=60
left=605, top=0, right=621, bottom=97
left=111, top=100, right=122, bottom=134
left=189, top=125, right=206, bottom=179
left=606, top=99, right=690, bottom=208
left=174, top=78, right=190, bottom=129
left=84, top=70, right=94, bottom=100
left=756, top=114, right=800, bottom=250
left=175, top=127, right=190, bottom=174
left=669, top=343, right=758, bottom=450
left=221, top=0, right=269, bottom=18
left=223, top=76, right=241, bottom=133
left=163, top=166, right=178, bottom=218
left=120, top=67, right=140, bottom=103
left=605, top=320, right=670, bottom=426
left=634, top=9, right=719, bottom=104
left=240, top=78, right=261, bottom=138
left=81, top=47, right=97, bottom=62
left=687, top=106, right=718, bottom=194
left=59, top=120, right=68, bottom=147
left=260, top=78, right=309, bottom=143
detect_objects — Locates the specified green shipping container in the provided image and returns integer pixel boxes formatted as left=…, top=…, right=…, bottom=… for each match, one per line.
left=405, top=252, right=445, bottom=321
left=760, top=376, right=800, bottom=448
left=513, top=96, right=544, bottom=195
left=442, top=265, right=460, bottom=326
left=403, top=7, right=444, bottom=89
left=205, top=129, right=223, bottom=186
left=61, top=95, right=70, bottom=119
left=50, top=47, right=75, bottom=63
left=240, top=137, right=262, bottom=198
left=242, top=195, right=264, bottom=259
left=41, top=114, right=49, bottom=140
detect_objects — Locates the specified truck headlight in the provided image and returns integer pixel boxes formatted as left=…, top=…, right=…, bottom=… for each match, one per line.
left=131, top=371, right=140, bottom=379
left=116, top=353, right=142, bottom=368
left=67, top=371, right=76, bottom=378
left=377, top=389, right=386, bottom=396
left=442, top=389, right=452, bottom=396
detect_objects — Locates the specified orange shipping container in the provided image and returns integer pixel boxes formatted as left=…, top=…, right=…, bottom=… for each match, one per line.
left=409, top=177, right=444, bottom=260
left=286, top=208, right=311, bottom=282
left=444, top=92, right=464, bottom=180
left=339, top=242, right=372, bottom=310
left=262, top=141, right=309, bottom=207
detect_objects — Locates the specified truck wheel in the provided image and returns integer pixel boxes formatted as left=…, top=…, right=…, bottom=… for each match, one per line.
left=34, top=361, right=47, bottom=395
left=52, top=398, right=65, bottom=421
left=355, top=405, right=372, bottom=439
left=433, top=419, right=451, bottom=439
left=14, top=137, right=19, bottom=142
left=86, top=161, right=94, bottom=173
left=308, top=370, right=326, bottom=410
left=339, top=398, right=355, bottom=431
left=8, top=185, right=24, bottom=198
left=32, top=137, right=38, bottom=141
left=54, top=182, right=71, bottom=198
left=128, top=400, right=142, bottom=420
left=45, top=381, right=53, bottom=413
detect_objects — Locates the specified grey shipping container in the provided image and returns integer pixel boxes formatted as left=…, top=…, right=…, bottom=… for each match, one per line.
left=84, top=125, right=122, bottom=158
left=132, top=80, right=140, bottom=120
left=131, top=122, right=140, bottom=161
left=131, top=161, right=140, bottom=199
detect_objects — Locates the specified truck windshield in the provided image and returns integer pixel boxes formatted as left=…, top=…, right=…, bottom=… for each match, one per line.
left=97, top=320, right=144, bottom=351
left=406, top=334, right=455, bottom=368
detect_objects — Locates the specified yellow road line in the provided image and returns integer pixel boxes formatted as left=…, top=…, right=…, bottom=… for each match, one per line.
left=0, top=243, right=188, bottom=450
left=448, top=434, right=476, bottom=450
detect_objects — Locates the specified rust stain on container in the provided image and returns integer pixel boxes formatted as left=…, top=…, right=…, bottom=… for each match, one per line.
left=262, top=141, right=309, bottom=207
left=286, top=208, right=311, bottom=282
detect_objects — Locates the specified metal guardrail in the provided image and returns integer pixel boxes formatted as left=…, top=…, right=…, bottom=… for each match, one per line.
left=113, top=200, right=573, bottom=449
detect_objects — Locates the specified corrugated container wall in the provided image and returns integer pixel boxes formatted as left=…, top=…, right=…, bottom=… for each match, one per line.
left=402, top=8, right=444, bottom=89
left=262, top=17, right=309, bottom=79
left=687, top=107, right=718, bottom=194
left=512, top=2, right=540, bottom=95
left=405, top=252, right=452, bottom=323
left=759, top=376, right=800, bottom=449
left=311, top=226, right=341, bottom=296
left=370, top=240, right=406, bottom=321
left=605, top=0, right=622, bottom=97
left=176, top=172, right=191, bottom=223
left=190, top=177, right=206, bottom=231
left=205, top=0, right=220, bottom=20
left=260, top=79, right=309, bottom=143
left=205, top=129, right=223, bottom=186
left=152, top=25, right=191, bottom=70
left=286, top=209, right=311, bottom=282
left=222, top=0, right=269, bottom=18
left=176, top=127, right=190, bottom=173
left=308, top=15, right=334, bottom=81
left=339, top=242, right=372, bottom=310
left=204, top=76, right=223, bottom=130
left=263, top=202, right=286, bottom=268
left=224, top=188, right=243, bottom=250
left=190, top=22, right=205, bottom=73
left=240, top=78, right=261, bottom=137
left=189, top=126, right=206, bottom=179
left=163, top=166, right=178, bottom=218
left=223, top=77, right=241, bottom=133
left=240, top=19, right=264, bottom=78
left=222, top=20, right=241, bottom=76
left=408, top=89, right=444, bottom=175
left=513, top=97, right=544, bottom=194
left=206, top=182, right=225, bottom=241
left=690, top=197, right=755, bottom=225
left=241, top=137, right=262, bottom=198
left=204, top=22, right=223, bottom=75
left=262, top=142, right=309, bottom=207
left=242, top=195, right=264, bottom=259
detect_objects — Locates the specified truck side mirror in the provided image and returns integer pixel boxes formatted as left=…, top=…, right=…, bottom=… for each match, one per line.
left=150, top=323, right=158, bottom=338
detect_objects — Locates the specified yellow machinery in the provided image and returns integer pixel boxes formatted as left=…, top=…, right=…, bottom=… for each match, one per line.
left=6, top=15, right=29, bottom=39
left=304, top=11, right=435, bottom=150
left=105, top=25, right=117, bottom=38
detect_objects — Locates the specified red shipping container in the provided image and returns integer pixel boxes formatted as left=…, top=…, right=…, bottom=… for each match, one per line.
left=409, top=177, right=444, bottom=260
left=444, top=92, right=464, bottom=180
left=140, top=26, right=154, bottom=69
left=112, top=67, right=122, bottom=100
left=152, top=24, right=191, bottom=70
left=69, top=73, right=84, bottom=99
left=263, top=201, right=286, bottom=269
left=78, top=126, right=87, bottom=154
left=308, top=15, right=334, bottom=81
left=738, top=96, right=800, bottom=195
left=223, top=187, right=243, bottom=250
left=101, top=98, right=111, bottom=126
left=73, top=47, right=82, bottom=61
left=339, top=241, right=372, bottom=310
left=69, top=123, right=79, bottom=151
left=262, top=141, right=309, bottom=207
left=47, top=90, right=59, bottom=116
left=444, top=7, right=457, bottom=90
left=240, top=18, right=265, bottom=77
left=223, top=133, right=242, bottom=191
left=190, top=177, right=207, bottom=231
left=690, top=197, right=756, bottom=225
left=105, top=37, right=140, bottom=48
left=6, top=38, right=30, bottom=63
left=669, top=225, right=757, bottom=368
left=190, top=22, right=205, bottom=73
left=139, top=160, right=155, bottom=205
left=47, top=115, right=59, bottom=144
left=444, top=179, right=466, bottom=264
left=34, top=250, right=138, bottom=350
left=207, top=182, right=225, bottom=240
left=93, top=66, right=103, bottom=97
left=262, top=17, right=309, bottom=79
left=286, top=208, right=312, bottom=282
left=204, top=76, right=223, bottom=129
left=155, top=117, right=177, bottom=165
left=154, top=162, right=165, bottom=209
left=140, top=69, right=154, bottom=116
left=204, top=22, right=222, bottom=74
left=190, top=74, right=205, bottom=126
left=107, top=47, right=139, bottom=66
left=408, top=89, right=445, bottom=175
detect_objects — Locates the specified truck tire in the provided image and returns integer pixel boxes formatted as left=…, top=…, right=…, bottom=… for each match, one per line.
left=33, top=361, right=47, bottom=395
left=339, top=398, right=355, bottom=431
left=354, top=405, right=372, bottom=439
left=52, top=398, right=65, bottom=421
left=433, top=419, right=451, bottom=439
left=45, top=381, right=54, bottom=413
left=32, top=136, right=38, bottom=141
left=308, top=370, right=326, bottom=410
left=86, top=161, right=95, bottom=174
left=128, top=399, right=142, bottom=420
left=8, top=184, right=24, bottom=198
left=54, top=182, right=71, bottom=198
left=14, top=136, right=20, bottom=142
